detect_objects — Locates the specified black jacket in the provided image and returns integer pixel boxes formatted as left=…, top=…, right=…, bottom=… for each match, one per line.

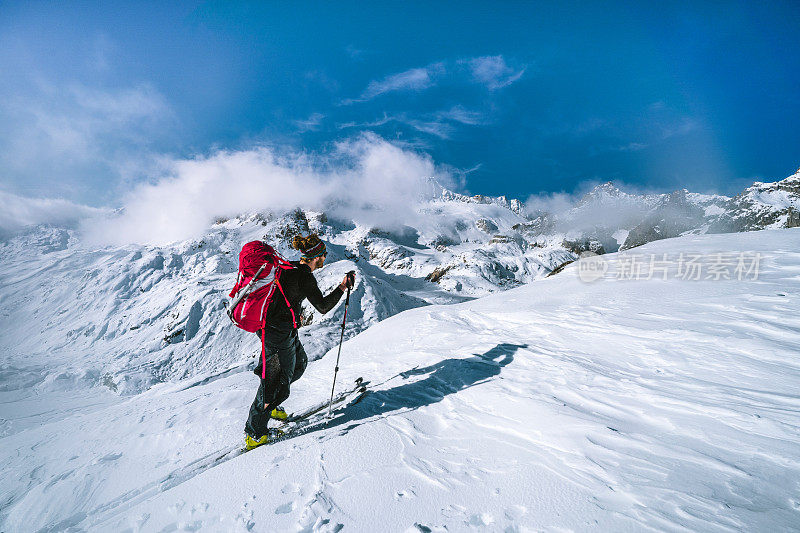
left=264, top=261, right=343, bottom=332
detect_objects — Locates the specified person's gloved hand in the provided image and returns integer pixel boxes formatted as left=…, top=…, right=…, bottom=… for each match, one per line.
left=339, top=271, right=356, bottom=291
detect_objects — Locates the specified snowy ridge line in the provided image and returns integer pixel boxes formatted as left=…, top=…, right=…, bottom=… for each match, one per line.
left=1, top=169, right=798, bottom=398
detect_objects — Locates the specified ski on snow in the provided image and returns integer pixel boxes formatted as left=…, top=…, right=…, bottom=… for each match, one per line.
left=280, top=376, right=368, bottom=425
left=243, top=377, right=370, bottom=450
left=76, top=376, right=372, bottom=526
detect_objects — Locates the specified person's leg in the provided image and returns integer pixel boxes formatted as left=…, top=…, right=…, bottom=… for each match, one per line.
left=244, top=369, right=270, bottom=438
left=291, top=336, right=308, bottom=383
left=245, top=335, right=283, bottom=438
left=266, top=330, right=302, bottom=412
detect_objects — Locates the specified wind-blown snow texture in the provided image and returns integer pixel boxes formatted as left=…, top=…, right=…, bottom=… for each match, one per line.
left=1, top=229, right=799, bottom=531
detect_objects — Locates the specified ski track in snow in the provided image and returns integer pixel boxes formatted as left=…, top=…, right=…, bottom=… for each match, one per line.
left=1, top=230, right=800, bottom=531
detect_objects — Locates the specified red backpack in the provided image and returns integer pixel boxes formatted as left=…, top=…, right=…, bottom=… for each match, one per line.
left=228, top=241, right=297, bottom=379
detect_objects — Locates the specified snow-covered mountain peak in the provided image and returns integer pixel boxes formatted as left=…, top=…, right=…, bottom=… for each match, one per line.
left=419, top=176, right=451, bottom=200
left=750, top=167, right=800, bottom=194
left=511, top=167, right=799, bottom=254
left=722, top=169, right=800, bottom=231
left=579, top=180, right=623, bottom=201
left=424, top=178, right=526, bottom=215
left=571, top=180, right=661, bottom=214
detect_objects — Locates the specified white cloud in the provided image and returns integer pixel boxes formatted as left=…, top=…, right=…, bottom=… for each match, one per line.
left=70, top=84, right=168, bottom=125
left=84, top=134, right=453, bottom=246
left=658, top=117, right=698, bottom=140
left=617, top=142, right=649, bottom=152
left=343, top=63, right=445, bottom=104
left=303, top=70, right=340, bottom=92
left=294, top=112, right=326, bottom=133
left=0, top=190, right=108, bottom=237
left=338, top=113, right=454, bottom=139
left=608, top=116, right=700, bottom=153
left=344, top=45, right=368, bottom=61
left=0, top=80, right=173, bottom=197
left=402, top=118, right=454, bottom=139
left=524, top=180, right=668, bottom=235
left=434, top=105, right=485, bottom=126
left=4, top=82, right=169, bottom=160
left=337, top=106, right=485, bottom=140
left=524, top=191, right=576, bottom=217
left=336, top=113, right=394, bottom=130
left=467, top=55, right=525, bottom=90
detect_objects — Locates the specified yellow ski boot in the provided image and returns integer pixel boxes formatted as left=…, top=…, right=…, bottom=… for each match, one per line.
left=270, top=406, right=288, bottom=421
left=245, top=428, right=285, bottom=450
left=245, top=433, right=268, bottom=450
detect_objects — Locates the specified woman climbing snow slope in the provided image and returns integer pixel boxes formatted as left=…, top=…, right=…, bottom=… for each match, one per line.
left=244, top=234, right=355, bottom=450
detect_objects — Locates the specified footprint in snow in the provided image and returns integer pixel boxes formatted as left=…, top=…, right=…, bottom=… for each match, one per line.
left=281, top=482, right=301, bottom=495
left=99, top=452, right=123, bottom=462
left=504, top=505, right=527, bottom=520
left=467, top=513, right=494, bottom=527
left=275, top=501, right=295, bottom=514
left=299, top=517, right=343, bottom=532
left=409, top=524, right=446, bottom=533
left=394, top=488, right=417, bottom=500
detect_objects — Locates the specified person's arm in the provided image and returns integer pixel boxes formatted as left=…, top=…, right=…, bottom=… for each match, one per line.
left=301, top=271, right=353, bottom=314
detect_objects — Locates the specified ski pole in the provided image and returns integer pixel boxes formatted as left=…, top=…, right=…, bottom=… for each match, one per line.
left=327, top=282, right=351, bottom=418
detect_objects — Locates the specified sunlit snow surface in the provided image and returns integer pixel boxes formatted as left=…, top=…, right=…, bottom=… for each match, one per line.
left=2, top=229, right=800, bottom=531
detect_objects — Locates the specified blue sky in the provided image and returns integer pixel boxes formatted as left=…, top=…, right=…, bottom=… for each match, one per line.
left=1, top=1, right=798, bottom=208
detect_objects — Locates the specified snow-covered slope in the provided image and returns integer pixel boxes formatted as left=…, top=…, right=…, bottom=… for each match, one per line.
left=0, top=192, right=571, bottom=397
left=2, top=229, right=798, bottom=531
left=1, top=170, right=797, bottom=407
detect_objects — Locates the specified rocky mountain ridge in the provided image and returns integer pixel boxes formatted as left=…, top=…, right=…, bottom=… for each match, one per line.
left=516, top=168, right=800, bottom=255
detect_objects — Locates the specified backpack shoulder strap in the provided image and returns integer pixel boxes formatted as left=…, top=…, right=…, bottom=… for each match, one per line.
left=273, top=254, right=295, bottom=269
left=273, top=268, right=298, bottom=329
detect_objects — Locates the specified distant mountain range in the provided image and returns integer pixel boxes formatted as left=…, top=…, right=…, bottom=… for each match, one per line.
left=515, top=168, right=800, bottom=256
left=1, top=169, right=797, bottom=393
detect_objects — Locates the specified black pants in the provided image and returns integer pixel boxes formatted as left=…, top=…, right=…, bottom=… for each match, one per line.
left=244, top=328, right=308, bottom=438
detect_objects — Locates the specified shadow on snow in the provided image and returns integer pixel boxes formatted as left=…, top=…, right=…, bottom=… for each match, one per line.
left=307, top=342, right=526, bottom=436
